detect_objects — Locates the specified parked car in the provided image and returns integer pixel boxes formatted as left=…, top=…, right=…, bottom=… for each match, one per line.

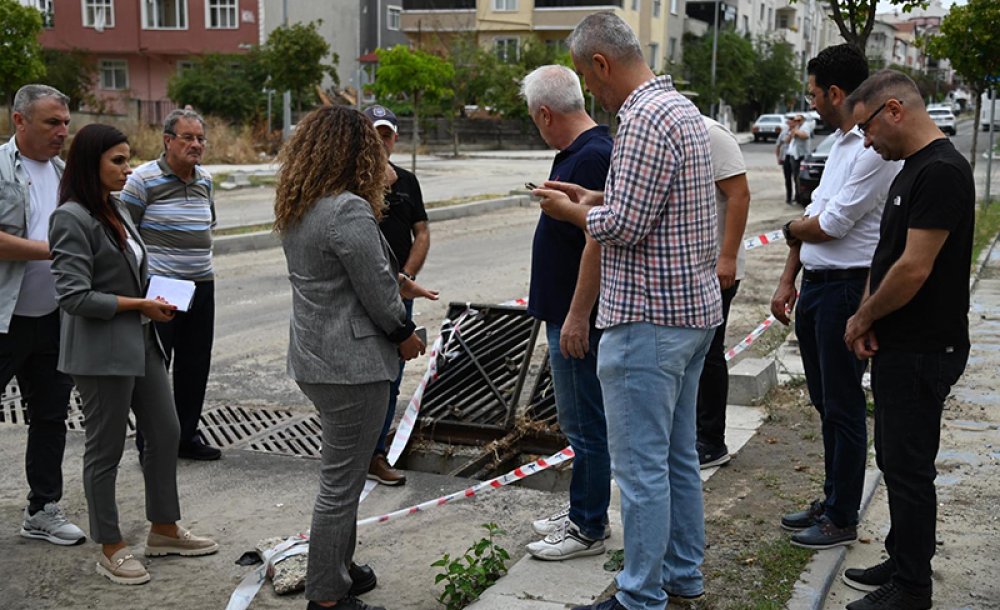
left=796, top=133, right=836, bottom=206
left=752, top=114, right=786, bottom=142
left=928, top=107, right=957, bottom=135
left=807, top=110, right=831, bottom=135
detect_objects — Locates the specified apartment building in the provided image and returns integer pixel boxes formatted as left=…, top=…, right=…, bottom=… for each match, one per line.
left=22, top=0, right=260, bottom=121
left=400, top=0, right=676, bottom=73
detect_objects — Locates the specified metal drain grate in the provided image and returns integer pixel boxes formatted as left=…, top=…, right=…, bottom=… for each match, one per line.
left=248, top=415, right=323, bottom=458
left=2, top=381, right=136, bottom=434
left=523, top=358, right=559, bottom=427
left=198, top=405, right=296, bottom=449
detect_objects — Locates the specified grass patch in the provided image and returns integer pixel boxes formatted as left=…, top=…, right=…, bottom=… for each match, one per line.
left=730, top=539, right=813, bottom=610
left=972, top=200, right=1000, bottom=269
left=214, top=222, right=273, bottom=237
left=425, top=193, right=508, bottom=209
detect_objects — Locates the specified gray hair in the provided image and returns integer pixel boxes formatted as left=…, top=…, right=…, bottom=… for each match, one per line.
left=520, top=65, right=585, bottom=115
left=567, top=11, right=643, bottom=65
left=163, top=108, right=206, bottom=134
left=847, top=69, right=923, bottom=112
left=12, top=84, right=69, bottom=118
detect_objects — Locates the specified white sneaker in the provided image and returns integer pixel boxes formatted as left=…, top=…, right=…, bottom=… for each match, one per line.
left=526, top=520, right=605, bottom=561
left=532, top=505, right=612, bottom=539
left=20, top=503, right=86, bottom=546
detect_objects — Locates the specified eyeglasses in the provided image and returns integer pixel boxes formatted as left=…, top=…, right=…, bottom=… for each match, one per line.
left=858, top=100, right=899, bottom=135
left=805, top=88, right=825, bottom=105
left=165, top=131, right=207, bottom=145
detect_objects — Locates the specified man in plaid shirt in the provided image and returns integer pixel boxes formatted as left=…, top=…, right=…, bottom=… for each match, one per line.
left=534, top=11, right=722, bottom=610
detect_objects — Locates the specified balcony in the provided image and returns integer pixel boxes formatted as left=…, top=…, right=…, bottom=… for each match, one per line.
left=403, top=0, right=475, bottom=9
left=535, top=0, right=623, bottom=7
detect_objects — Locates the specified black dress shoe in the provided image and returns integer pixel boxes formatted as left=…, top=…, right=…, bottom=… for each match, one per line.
left=178, top=438, right=221, bottom=461
left=349, top=562, right=377, bottom=596
left=307, top=597, right=386, bottom=610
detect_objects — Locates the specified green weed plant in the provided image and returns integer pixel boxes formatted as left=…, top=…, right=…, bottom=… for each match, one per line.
left=432, top=523, right=511, bottom=610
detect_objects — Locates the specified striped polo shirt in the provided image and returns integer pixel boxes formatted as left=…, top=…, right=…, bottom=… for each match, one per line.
left=120, top=155, right=216, bottom=281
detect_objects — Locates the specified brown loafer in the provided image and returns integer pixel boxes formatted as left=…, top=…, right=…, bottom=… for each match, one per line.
left=145, top=525, right=219, bottom=557
left=96, top=548, right=150, bottom=585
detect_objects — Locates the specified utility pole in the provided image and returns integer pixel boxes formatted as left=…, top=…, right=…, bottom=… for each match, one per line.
left=709, top=0, right=720, bottom=120
left=282, top=0, right=292, bottom=141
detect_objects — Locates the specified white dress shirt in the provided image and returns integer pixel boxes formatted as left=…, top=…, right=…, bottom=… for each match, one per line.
left=800, top=127, right=902, bottom=270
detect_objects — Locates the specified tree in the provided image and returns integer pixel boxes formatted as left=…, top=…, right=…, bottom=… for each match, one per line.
left=682, top=31, right=756, bottom=116
left=747, top=38, right=801, bottom=120
left=40, top=49, right=95, bottom=111
left=926, top=0, right=1000, bottom=174
left=261, top=21, right=339, bottom=113
left=806, top=0, right=923, bottom=58
left=0, top=0, right=46, bottom=109
left=167, top=53, right=266, bottom=123
left=370, top=45, right=454, bottom=172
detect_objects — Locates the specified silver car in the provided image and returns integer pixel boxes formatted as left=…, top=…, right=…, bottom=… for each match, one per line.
left=928, top=107, right=956, bottom=136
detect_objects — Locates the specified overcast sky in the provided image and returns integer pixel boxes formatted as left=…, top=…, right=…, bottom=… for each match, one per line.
left=876, top=0, right=966, bottom=12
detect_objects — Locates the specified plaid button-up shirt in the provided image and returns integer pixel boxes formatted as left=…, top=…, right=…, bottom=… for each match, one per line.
left=586, top=75, right=722, bottom=330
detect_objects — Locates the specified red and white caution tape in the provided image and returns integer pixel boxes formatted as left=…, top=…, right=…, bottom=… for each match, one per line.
left=743, top=230, right=784, bottom=251
left=358, top=447, right=576, bottom=527
left=499, top=297, right=528, bottom=307
left=226, top=533, right=309, bottom=610
left=724, top=314, right=779, bottom=361
left=386, top=307, right=477, bottom=466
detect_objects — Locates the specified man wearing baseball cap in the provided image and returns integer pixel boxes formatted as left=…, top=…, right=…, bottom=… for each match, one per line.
left=362, top=104, right=430, bottom=486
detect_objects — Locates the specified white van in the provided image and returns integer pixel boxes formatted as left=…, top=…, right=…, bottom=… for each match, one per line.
left=981, top=91, right=1000, bottom=131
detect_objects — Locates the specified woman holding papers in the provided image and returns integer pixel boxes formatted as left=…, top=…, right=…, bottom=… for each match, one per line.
left=48, top=124, right=217, bottom=586
left=274, top=105, right=436, bottom=610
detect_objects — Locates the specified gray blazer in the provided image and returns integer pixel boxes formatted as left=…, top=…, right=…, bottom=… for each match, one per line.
left=48, top=199, right=160, bottom=376
left=282, top=191, right=409, bottom=385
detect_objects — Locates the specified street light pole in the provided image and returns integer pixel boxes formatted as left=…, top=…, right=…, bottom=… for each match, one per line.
left=709, top=0, right=720, bottom=120
left=282, top=0, right=292, bottom=141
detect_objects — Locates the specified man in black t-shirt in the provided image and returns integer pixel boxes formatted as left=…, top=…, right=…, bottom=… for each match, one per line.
left=842, top=70, right=974, bottom=610
left=363, top=105, right=430, bottom=487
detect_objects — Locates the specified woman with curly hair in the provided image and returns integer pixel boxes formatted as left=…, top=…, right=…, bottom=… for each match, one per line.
left=48, top=123, right=217, bottom=586
left=275, top=105, right=436, bottom=610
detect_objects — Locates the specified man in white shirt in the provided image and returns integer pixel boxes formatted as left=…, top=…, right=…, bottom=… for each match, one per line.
left=770, top=45, right=901, bottom=550
left=0, top=84, right=86, bottom=546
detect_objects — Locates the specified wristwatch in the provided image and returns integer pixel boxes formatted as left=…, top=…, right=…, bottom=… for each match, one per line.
left=400, top=271, right=415, bottom=281
left=782, top=220, right=795, bottom=241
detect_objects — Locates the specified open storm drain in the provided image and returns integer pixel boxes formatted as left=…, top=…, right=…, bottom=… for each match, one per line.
left=2, top=381, right=137, bottom=435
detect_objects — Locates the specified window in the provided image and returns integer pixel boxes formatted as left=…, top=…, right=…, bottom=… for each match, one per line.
left=177, top=60, right=195, bottom=74
left=759, top=3, right=764, bottom=21
left=648, top=42, right=659, bottom=71
left=652, top=0, right=661, bottom=17
left=495, top=37, right=519, bottom=63
left=632, top=0, right=640, bottom=10
left=670, top=0, right=678, bottom=15
left=206, top=0, right=236, bottom=29
left=24, top=0, right=54, bottom=27
left=83, top=0, right=114, bottom=29
left=99, top=59, right=128, bottom=90
left=545, top=39, right=568, bottom=54
left=668, top=37, right=677, bottom=61
left=777, top=13, right=789, bottom=29
left=144, top=0, right=187, bottom=29
left=742, top=15, right=749, bottom=34
left=767, top=7, right=773, bottom=29
left=492, top=0, right=516, bottom=10
left=387, top=5, right=401, bottom=31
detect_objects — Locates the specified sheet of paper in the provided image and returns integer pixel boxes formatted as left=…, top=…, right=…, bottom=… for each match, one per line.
left=146, top=275, right=196, bottom=312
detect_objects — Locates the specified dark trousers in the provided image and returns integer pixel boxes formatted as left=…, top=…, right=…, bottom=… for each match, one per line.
left=374, top=298, right=412, bottom=455
left=0, top=311, right=74, bottom=511
left=795, top=277, right=868, bottom=527
left=696, top=281, right=739, bottom=449
left=783, top=156, right=801, bottom=203
left=137, top=280, right=214, bottom=450
left=872, top=347, right=968, bottom=594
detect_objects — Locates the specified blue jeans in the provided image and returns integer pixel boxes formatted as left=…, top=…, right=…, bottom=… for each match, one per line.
left=795, top=278, right=868, bottom=527
left=599, top=322, right=714, bottom=610
left=375, top=298, right=413, bottom=455
left=545, top=322, right=610, bottom=541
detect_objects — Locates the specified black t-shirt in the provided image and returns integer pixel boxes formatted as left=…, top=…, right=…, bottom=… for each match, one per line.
left=870, top=138, right=974, bottom=352
left=379, top=163, right=427, bottom=271
left=527, top=125, right=613, bottom=325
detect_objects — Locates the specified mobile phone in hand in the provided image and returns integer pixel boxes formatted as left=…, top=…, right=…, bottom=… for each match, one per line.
left=415, top=326, right=427, bottom=344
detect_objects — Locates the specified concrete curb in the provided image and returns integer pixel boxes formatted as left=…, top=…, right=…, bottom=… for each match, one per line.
left=786, top=467, right=883, bottom=610
left=212, top=194, right=533, bottom=256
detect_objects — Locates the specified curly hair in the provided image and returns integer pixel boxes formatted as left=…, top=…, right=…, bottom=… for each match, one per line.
left=274, top=105, right=387, bottom=233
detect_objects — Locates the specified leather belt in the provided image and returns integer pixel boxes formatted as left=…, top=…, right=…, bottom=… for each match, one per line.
left=802, top=267, right=869, bottom=283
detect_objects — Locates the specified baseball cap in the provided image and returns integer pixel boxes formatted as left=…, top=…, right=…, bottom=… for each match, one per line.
left=363, top=105, right=398, bottom=133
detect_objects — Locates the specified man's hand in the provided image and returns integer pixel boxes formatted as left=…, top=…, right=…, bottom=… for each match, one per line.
left=716, top=255, right=737, bottom=290
left=848, top=328, right=878, bottom=360
left=400, top=276, right=439, bottom=301
left=770, top=281, right=797, bottom=325
left=844, top=311, right=876, bottom=358
left=540, top=181, right=603, bottom=207
left=533, top=188, right=578, bottom=223
left=559, top=311, right=590, bottom=359
left=398, top=333, right=426, bottom=361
